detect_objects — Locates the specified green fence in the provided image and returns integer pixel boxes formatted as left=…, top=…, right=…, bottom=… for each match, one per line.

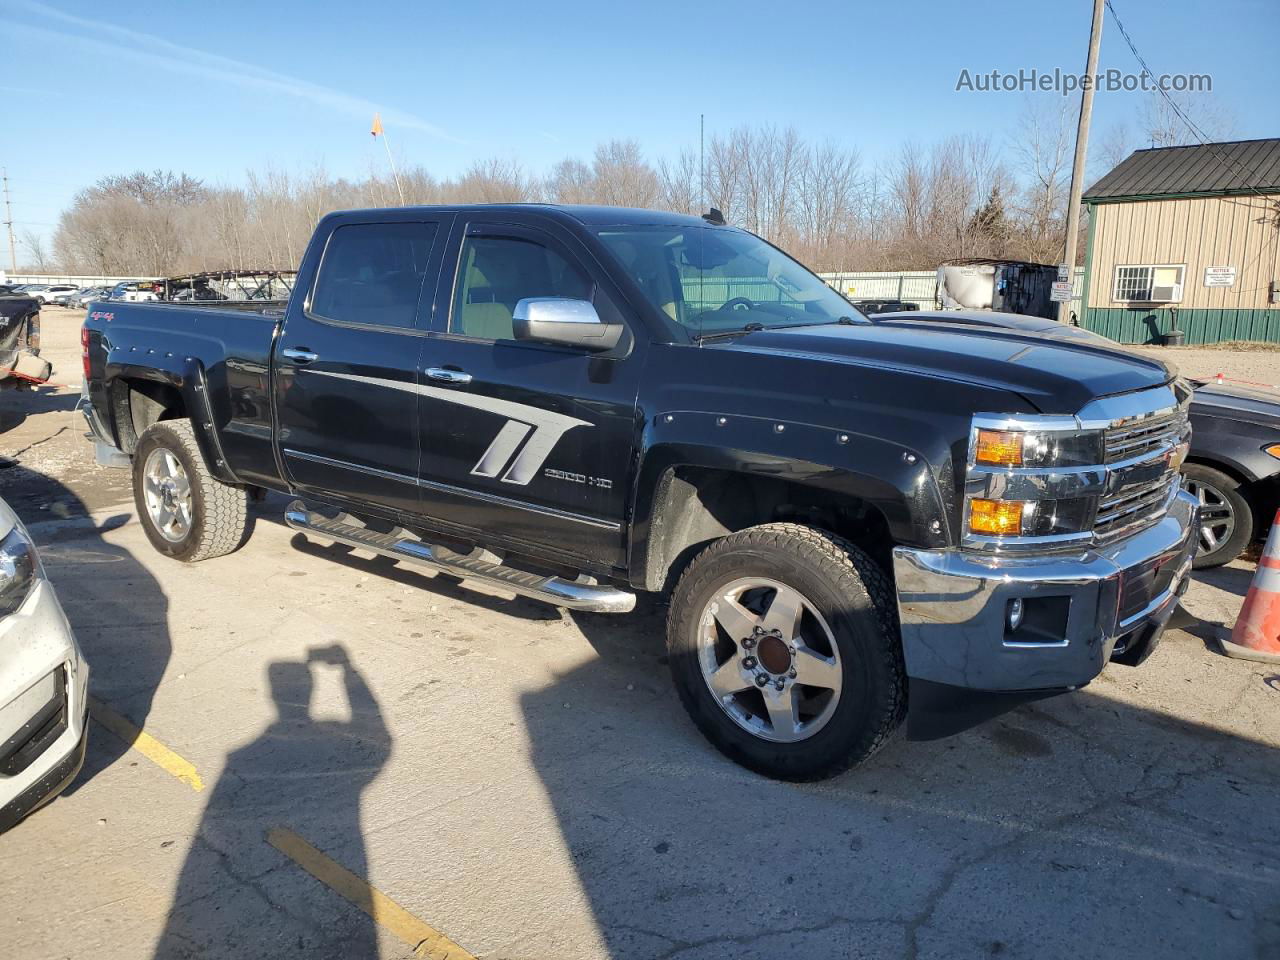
left=1081, top=307, right=1280, bottom=345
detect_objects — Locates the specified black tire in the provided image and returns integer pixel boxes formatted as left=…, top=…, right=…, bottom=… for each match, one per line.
left=132, top=420, right=249, bottom=562
left=666, top=522, right=906, bottom=781
left=1182, top=463, right=1253, bottom=569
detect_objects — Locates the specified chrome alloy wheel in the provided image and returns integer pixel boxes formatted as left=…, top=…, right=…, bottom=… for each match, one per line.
left=142, top=447, right=193, bottom=543
left=1184, top=477, right=1236, bottom=557
left=697, top=577, right=843, bottom=743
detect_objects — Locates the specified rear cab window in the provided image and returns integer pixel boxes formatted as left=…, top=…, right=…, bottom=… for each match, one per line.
left=310, top=222, right=439, bottom=329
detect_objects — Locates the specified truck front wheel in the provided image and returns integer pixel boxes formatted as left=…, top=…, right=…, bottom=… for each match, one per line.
left=132, top=420, right=249, bottom=562
left=667, top=523, right=906, bottom=781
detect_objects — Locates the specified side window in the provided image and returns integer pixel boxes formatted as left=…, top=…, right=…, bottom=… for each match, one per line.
left=310, top=222, right=438, bottom=328
left=451, top=234, right=593, bottom=341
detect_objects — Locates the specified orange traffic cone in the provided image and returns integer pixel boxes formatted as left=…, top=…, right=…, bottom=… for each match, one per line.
left=1221, top=509, right=1280, bottom=664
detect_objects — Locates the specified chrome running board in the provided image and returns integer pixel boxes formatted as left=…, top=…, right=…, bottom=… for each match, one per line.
left=284, top=500, right=635, bottom=614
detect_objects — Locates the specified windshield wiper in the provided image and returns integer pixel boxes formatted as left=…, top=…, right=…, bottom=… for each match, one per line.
left=693, top=321, right=765, bottom=343
left=769, top=316, right=865, bottom=332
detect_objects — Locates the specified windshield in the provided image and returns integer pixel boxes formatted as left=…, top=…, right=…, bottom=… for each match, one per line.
left=595, top=225, right=864, bottom=339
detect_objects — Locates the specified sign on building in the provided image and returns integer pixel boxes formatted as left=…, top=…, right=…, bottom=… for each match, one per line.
left=1204, top=266, right=1236, bottom=287
left=1050, top=280, right=1074, bottom=302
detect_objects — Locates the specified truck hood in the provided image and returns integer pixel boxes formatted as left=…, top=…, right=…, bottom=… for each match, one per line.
left=708, top=320, right=1173, bottom=415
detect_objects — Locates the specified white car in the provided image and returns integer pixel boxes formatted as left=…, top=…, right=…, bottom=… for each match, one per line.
left=48, top=286, right=85, bottom=306
left=0, top=497, right=89, bottom=832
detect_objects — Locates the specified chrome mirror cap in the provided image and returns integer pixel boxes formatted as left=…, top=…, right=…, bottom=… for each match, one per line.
left=513, top=297, right=623, bottom=352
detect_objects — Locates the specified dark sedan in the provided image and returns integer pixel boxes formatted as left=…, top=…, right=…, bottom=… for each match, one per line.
left=870, top=309, right=1280, bottom=567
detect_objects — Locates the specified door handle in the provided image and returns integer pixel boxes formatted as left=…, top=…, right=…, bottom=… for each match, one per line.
left=281, top=347, right=319, bottom=363
left=424, top=367, right=473, bottom=385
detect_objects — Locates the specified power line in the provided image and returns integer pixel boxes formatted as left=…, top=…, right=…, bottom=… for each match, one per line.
left=1105, top=0, right=1275, bottom=201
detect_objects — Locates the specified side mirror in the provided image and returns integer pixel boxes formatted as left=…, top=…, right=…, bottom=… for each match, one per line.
left=513, top=298, right=623, bottom=353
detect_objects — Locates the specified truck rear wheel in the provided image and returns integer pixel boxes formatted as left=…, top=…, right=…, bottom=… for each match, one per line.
left=132, top=420, right=249, bottom=562
left=666, top=523, right=906, bottom=781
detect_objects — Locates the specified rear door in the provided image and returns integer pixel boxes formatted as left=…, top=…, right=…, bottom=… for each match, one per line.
left=415, top=216, right=645, bottom=570
left=274, top=212, right=450, bottom=515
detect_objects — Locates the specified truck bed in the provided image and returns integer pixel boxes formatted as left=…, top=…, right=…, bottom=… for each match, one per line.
left=82, top=298, right=285, bottom=488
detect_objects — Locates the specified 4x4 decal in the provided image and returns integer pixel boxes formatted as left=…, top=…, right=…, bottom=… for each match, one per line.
left=311, top=371, right=590, bottom=485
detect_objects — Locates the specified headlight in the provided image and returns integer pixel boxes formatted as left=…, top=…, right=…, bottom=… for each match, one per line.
left=967, top=497, right=1096, bottom=538
left=0, top=526, right=38, bottom=616
left=973, top=427, right=1103, bottom=468
left=964, top=415, right=1109, bottom=548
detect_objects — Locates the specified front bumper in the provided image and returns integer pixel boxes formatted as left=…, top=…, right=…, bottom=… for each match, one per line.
left=892, top=490, right=1197, bottom=691
left=0, top=579, right=90, bottom=832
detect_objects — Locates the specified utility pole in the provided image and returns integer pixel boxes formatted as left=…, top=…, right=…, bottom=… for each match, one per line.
left=1, top=169, right=16, bottom=274
left=1058, top=0, right=1105, bottom=323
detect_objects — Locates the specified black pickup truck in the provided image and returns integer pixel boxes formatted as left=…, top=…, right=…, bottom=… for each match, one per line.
left=81, top=204, right=1198, bottom=780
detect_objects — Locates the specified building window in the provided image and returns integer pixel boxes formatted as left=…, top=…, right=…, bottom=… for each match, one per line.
left=1112, top=264, right=1185, bottom=303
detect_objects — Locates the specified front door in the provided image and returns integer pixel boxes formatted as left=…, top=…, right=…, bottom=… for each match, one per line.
left=415, top=218, right=644, bottom=570
left=275, top=214, right=448, bottom=516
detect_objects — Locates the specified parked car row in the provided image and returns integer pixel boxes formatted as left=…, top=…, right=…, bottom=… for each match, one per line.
left=0, top=282, right=156, bottom=306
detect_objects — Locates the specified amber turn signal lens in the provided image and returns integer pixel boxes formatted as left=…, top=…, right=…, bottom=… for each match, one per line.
left=975, top=429, right=1024, bottom=466
left=1266, top=443, right=1280, bottom=460
left=969, top=499, right=1027, bottom=536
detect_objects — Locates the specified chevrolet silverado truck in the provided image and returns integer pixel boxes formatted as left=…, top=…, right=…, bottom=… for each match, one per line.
left=80, top=205, right=1198, bottom=780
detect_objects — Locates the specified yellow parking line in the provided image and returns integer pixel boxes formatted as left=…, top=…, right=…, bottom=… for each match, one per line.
left=267, top=827, right=475, bottom=960
left=87, top=696, right=205, bottom=792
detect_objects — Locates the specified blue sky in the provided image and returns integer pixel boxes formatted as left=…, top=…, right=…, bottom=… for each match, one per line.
left=3, top=0, right=1277, bottom=256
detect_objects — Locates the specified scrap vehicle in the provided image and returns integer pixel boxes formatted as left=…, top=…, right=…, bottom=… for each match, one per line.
left=846, top=299, right=920, bottom=315
left=0, top=494, right=90, bottom=832
left=158, top=270, right=297, bottom=303
left=871, top=307, right=1280, bottom=568
left=936, top=258, right=1060, bottom=320
left=80, top=205, right=1198, bottom=780
left=0, top=289, right=51, bottom=388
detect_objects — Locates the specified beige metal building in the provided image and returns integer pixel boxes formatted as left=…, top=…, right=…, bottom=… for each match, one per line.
left=1080, top=138, right=1280, bottom=344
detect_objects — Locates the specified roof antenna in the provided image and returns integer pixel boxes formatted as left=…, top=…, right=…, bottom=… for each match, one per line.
left=702, top=207, right=725, bottom=225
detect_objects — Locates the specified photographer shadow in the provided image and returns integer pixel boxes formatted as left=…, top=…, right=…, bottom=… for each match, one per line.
left=154, top=644, right=390, bottom=959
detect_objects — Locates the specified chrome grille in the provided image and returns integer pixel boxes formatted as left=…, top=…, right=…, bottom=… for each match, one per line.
left=1094, top=475, right=1178, bottom=542
left=1095, top=405, right=1189, bottom=542
left=1104, top=409, right=1185, bottom=463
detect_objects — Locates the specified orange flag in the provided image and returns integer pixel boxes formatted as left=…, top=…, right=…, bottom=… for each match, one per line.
left=370, top=113, right=383, bottom=138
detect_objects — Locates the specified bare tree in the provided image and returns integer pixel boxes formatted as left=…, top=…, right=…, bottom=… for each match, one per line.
left=546, top=158, right=595, bottom=204
left=590, top=140, right=660, bottom=208
left=1009, top=99, right=1073, bottom=264
left=1141, top=91, right=1237, bottom=148
left=1095, top=121, right=1136, bottom=177
left=657, top=150, right=700, bottom=214
left=18, top=230, right=54, bottom=272
left=49, top=121, right=1100, bottom=277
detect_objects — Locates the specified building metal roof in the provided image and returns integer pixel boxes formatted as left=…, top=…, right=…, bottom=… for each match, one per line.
left=1083, top=138, right=1280, bottom=202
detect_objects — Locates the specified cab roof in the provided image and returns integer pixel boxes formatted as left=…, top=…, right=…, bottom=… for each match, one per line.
left=329, top=203, right=720, bottom=229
